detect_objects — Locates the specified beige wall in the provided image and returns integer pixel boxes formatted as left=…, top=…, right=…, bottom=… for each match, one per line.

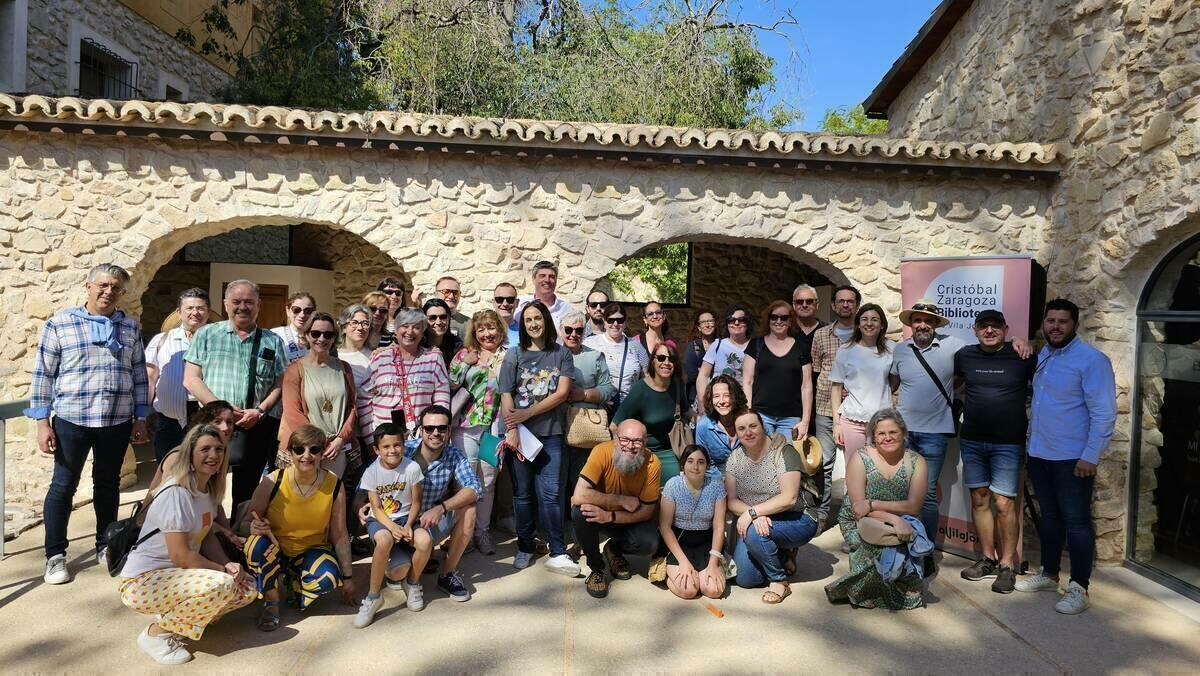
left=883, top=0, right=1200, bottom=562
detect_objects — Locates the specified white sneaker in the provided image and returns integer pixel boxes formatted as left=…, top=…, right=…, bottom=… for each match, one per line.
left=402, top=579, right=425, bottom=611
left=385, top=576, right=405, bottom=592
left=137, top=627, right=193, bottom=665
left=353, top=594, right=384, bottom=628
left=1055, top=581, right=1091, bottom=615
left=544, top=554, right=581, bottom=577
left=97, top=546, right=108, bottom=568
left=1015, top=570, right=1061, bottom=593
left=44, top=555, right=70, bottom=585
left=513, top=551, right=534, bottom=570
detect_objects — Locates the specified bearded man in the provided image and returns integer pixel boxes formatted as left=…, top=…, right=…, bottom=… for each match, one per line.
left=570, top=419, right=661, bottom=598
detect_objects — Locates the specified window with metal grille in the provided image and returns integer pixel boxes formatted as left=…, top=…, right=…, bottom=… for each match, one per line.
left=77, top=37, right=139, bottom=99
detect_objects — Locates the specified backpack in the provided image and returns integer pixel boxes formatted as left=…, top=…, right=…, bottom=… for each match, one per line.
left=103, top=484, right=185, bottom=577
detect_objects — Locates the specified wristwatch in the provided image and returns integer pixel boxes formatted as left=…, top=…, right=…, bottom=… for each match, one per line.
left=748, top=507, right=759, bottom=520
left=254, top=405, right=266, bottom=416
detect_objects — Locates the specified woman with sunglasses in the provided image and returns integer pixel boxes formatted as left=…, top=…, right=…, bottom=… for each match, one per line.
left=613, top=343, right=684, bottom=484
left=683, top=309, right=718, bottom=412
left=272, top=292, right=317, bottom=364
left=695, top=304, right=754, bottom=413
left=422, top=298, right=464, bottom=370
left=559, top=311, right=615, bottom=543
left=375, top=277, right=408, bottom=348
left=276, top=312, right=361, bottom=480
left=583, top=302, right=650, bottom=415
left=362, top=291, right=391, bottom=349
left=243, top=425, right=356, bottom=631
left=743, top=300, right=814, bottom=439
left=499, top=300, right=580, bottom=576
left=636, top=301, right=676, bottom=355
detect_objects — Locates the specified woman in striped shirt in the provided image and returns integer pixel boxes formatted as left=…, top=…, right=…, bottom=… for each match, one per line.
left=364, top=308, right=450, bottom=439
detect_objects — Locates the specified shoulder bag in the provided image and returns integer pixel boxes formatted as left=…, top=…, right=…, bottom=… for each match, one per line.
left=103, top=484, right=186, bottom=577
left=909, top=343, right=963, bottom=435
left=668, top=379, right=696, bottom=457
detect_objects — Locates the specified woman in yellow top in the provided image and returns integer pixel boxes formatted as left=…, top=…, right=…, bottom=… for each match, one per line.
left=243, top=425, right=356, bottom=631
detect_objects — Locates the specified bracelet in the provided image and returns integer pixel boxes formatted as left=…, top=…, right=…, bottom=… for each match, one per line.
left=440, top=501, right=449, bottom=514
left=708, top=549, right=725, bottom=562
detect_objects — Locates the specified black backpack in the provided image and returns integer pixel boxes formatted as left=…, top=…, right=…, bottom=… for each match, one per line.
left=103, top=484, right=185, bottom=577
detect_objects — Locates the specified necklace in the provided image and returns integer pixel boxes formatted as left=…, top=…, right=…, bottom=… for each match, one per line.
left=290, top=467, right=322, bottom=498
left=305, top=361, right=339, bottom=414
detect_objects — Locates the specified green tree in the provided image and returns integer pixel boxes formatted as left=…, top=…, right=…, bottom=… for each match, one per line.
left=607, top=243, right=689, bottom=304
left=819, top=104, right=888, bottom=135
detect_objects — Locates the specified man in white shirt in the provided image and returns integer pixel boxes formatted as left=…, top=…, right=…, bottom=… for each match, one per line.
left=515, top=260, right=575, bottom=329
left=145, top=288, right=211, bottom=461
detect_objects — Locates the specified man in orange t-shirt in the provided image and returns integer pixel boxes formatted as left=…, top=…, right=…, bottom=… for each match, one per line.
left=571, top=419, right=661, bottom=599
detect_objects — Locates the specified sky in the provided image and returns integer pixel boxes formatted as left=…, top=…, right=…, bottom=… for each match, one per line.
left=734, top=1, right=943, bottom=130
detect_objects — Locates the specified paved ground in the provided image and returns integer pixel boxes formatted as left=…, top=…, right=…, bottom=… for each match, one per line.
left=3, top=467, right=1200, bottom=674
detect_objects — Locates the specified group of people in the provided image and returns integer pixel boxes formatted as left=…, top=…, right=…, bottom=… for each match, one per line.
left=25, top=259, right=1116, bottom=665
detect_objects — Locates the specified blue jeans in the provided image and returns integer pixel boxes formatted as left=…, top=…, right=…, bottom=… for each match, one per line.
left=1027, top=456, right=1094, bottom=588
left=760, top=415, right=802, bottom=438
left=734, top=512, right=819, bottom=587
left=906, top=431, right=950, bottom=544
left=43, top=417, right=132, bottom=558
left=511, top=434, right=565, bottom=556
left=960, top=439, right=1024, bottom=498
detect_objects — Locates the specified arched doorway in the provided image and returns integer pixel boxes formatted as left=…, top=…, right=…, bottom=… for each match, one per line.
left=1131, top=232, right=1200, bottom=598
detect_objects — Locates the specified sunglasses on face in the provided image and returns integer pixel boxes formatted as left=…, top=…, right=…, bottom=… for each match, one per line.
left=605, top=316, right=626, bottom=324
left=792, top=299, right=817, bottom=306
left=308, top=330, right=336, bottom=340
left=347, top=320, right=370, bottom=329
left=494, top=296, right=516, bottom=305
left=563, top=326, right=584, bottom=336
left=769, top=313, right=791, bottom=322
left=290, top=445, right=321, bottom=456
left=290, top=306, right=314, bottom=315
left=645, top=310, right=665, bottom=318
left=653, top=354, right=674, bottom=364
left=727, top=317, right=747, bottom=325
left=587, top=302, right=607, bottom=309
left=437, top=289, right=461, bottom=298
left=422, top=424, right=449, bottom=434
left=382, top=289, right=405, bottom=297
left=426, top=314, right=449, bottom=322
left=369, top=306, right=388, bottom=314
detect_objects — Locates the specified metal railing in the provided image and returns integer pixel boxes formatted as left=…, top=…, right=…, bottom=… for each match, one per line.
left=0, top=399, right=30, bottom=559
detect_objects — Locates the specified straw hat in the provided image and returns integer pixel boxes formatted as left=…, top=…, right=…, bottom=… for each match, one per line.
left=793, top=436, right=823, bottom=475
left=898, top=298, right=951, bottom=328
left=159, top=308, right=224, bottom=334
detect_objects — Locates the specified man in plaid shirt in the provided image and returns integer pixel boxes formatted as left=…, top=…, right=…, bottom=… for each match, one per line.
left=809, top=285, right=860, bottom=525
left=404, top=405, right=480, bottom=603
left=25, top=264, right=150, bottom=585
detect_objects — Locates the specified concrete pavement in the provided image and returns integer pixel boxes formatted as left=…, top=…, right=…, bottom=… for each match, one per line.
left=1, top=473, right=1198, bottom=674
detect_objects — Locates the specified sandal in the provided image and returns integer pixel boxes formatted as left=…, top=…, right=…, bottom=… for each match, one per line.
left=257, top=601, right=281, bottom=632
left=762, top=581, right=792, bottom=605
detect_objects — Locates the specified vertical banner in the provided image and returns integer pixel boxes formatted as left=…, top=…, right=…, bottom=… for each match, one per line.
left=900, top=256, right=1032, bottom=559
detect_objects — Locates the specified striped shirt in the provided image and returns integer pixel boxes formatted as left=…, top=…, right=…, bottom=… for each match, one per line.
left=25, top=308, right=150, bottom=427
left=364, top=347, right=450, bottom=435
left=145, top=327, right=195, bottom=426
left=183, top=321, right=288, bottom=410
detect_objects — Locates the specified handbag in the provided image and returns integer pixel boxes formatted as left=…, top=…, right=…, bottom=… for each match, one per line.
left=103, top=484, right=185, bottom=577
left=450, top=386, right=473, bottom=422
left=566, top=407, right=610, bottom=448
left=859, top=516, right=904, bottom=546
left=668, top=382, right=695, bottom=456
left=909, top=343, right=962, bottom=435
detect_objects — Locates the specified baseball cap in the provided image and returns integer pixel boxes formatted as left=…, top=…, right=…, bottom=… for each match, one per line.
left=974, top=309, right=1007, bottom=327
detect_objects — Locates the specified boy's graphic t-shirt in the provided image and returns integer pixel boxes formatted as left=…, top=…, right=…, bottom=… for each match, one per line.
left=359, top=457, right=424, bottom=520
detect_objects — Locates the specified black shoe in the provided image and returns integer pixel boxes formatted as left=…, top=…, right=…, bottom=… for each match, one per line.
left=603, top=542, right=631, bottom=581
left=961, top=557, right=999, bottom=581
left=437, top=570, right=471, bottom=602
left=991, top=566, right=1016, bottom=594
left=585, top=570, right=609, bottom=598
left=923, top=556, right=938, bottom=579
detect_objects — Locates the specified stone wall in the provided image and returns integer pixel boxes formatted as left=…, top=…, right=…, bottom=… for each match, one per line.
left=884, top=0, right=1200, bottom=562
left=0, top=128, right=1050, bottom=517
left=24, top=0, right=230, bottom=100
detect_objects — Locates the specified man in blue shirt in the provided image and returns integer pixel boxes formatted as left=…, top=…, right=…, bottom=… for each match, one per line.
left=1016, top=299, right=1116, bottom=615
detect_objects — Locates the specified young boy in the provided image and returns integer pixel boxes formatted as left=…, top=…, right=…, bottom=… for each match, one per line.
left=353, top=423, right=434, bottom=628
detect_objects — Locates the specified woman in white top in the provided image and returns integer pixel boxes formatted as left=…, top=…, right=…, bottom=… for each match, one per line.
left=695, top=304, right=754, bottom=412
left=118, top=424, right=256, bottom=665
left=271, top=291, right=316, bottom=363
left=830, top=303, right=895, bottom=456
left=337, top=304, right=374, bottom=447
left=583, top=302, right=649, bottom=413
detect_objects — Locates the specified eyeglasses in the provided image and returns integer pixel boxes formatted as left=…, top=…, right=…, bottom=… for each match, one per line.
left=437, top=289, right=461, bottom=299
left=587, top=302, right=607, bottom=309
left=369, top=306, right=388, bottom=314
left=347, top=320, right=370, bottom=329
left=617, top=436, right=645, bottom=447
left=605, top=316, right=626, bottom=324
left=382, top=289, right=405, bottom=297
left=769, top=313, right=791, bottom=322
left=727, top=317, right=747, bottom=325
left=653, top=354, right=674, bottom=364
left=290, top=306, right=314, bottom=315
left=307, top=330, right=336, bottom=340
left=290, top=445, right=321, bottom=456
left=835, top=299, right=858, bottom=306
left=697, top=319, right=716, bottom=326
left=494, top=296, right=517, bottom=306
left=562, top=326, right=584, bottom=336
left=422, top=424, right=449, bottom=435
left=911, top=303, right=939, bottom=314
left=426, top=314, right=449, bottom=323
left=792, top=299, right=817, bottom=306
left=645, top=310, right=665, bottom=318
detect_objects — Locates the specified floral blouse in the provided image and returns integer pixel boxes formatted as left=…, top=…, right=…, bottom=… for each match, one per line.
left=448, top=347, right=508, bottom=429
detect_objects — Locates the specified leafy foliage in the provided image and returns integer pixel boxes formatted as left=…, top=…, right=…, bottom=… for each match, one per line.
left=819, top=104, right=888, bottom=135
left=608, top=243, right=690, bottom=304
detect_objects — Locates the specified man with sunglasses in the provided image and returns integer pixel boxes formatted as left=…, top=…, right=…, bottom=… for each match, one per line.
left=515, top=260, right=575, bottom=332
left=433, top=276, right=469, bottom=338
left=403, top=404, right=481, bottom=602
left=583, top=290, right=610, bottom=339
left=493, top=282, right=521, bottom=347
left=790, top=284, right=826, bottom=357
left=810, top=285, right=861, bottom=526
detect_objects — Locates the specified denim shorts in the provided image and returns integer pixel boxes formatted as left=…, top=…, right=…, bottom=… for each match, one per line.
left=366, top=516, right=416, bottom=571
left=959, top=439, right=1024, bottom=498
